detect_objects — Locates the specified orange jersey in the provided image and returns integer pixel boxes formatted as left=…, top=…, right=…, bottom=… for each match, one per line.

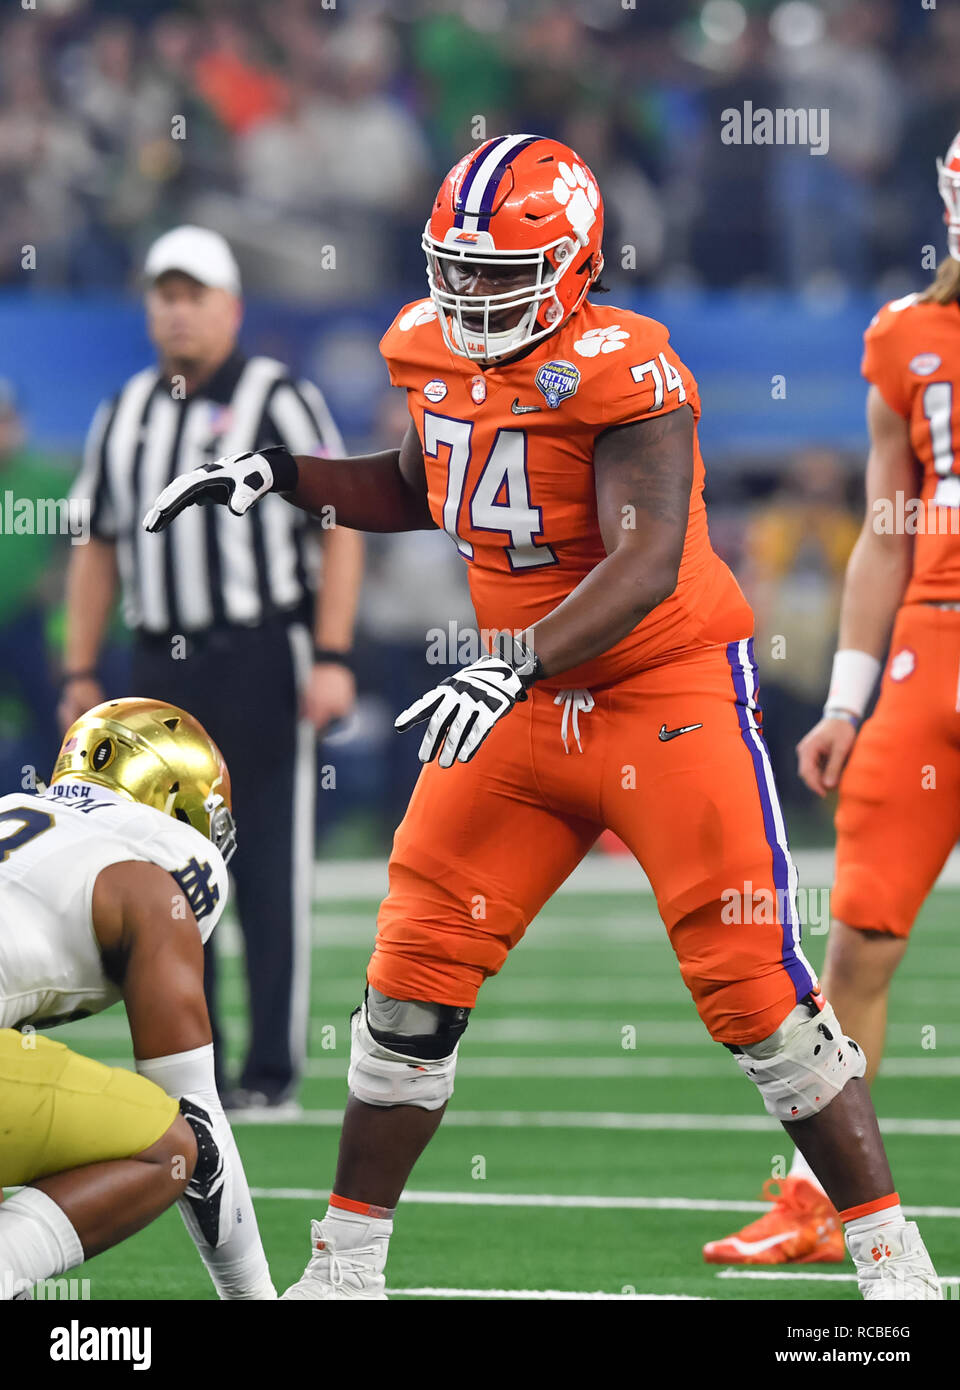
left=862, top=292, right=960, bottom=603
left=379, top=298, right=752, bottom=687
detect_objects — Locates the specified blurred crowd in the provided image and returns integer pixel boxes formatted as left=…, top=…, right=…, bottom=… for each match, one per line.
left=0, top=0, right=957, bottom=300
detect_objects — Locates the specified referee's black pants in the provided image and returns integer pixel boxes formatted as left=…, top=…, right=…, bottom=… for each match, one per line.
left=131, top=616, right=315, bottom=1101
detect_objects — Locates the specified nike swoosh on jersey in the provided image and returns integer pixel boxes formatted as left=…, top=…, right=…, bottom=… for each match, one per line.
left=511, top=398, right=541, bottom=414
left=724, top=1230, right=801, bottom=1256
left=658, top=722, right=703, bottom=741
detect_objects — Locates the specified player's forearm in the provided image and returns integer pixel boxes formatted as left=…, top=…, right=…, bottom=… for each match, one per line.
left=314, top=524, right=364, bottom=651
left=63, top=538, right=117, bottom=669
left=836, top=524, right=913, bottom=658
left=529, top=547, right=678, bottom=678
left=290, top=451, right=435, bottom=532
left=176, top=1115, right=276, bottom=1301
left=136, top=1046, right=276, bottom=1299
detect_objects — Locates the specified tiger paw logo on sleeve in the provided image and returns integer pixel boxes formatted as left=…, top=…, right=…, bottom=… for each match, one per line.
left=399, top=301, right=438, bottom=332
left=573, top=325, right=631, bottom=357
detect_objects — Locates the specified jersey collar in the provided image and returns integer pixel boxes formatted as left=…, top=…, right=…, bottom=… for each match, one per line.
left=43, top=778, right=130, bottom=807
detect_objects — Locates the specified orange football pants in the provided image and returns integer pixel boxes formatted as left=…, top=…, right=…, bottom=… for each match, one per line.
left=370, top=637, right=818, bottom=1045
left=834, top=603, right=960, bottom=937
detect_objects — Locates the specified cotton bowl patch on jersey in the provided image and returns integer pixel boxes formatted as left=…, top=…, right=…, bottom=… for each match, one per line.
left=909, top=353, right=942, bottom=376
left=424, top=379, right=448, bottom=403
left=535, top=360, right=580, bottom=409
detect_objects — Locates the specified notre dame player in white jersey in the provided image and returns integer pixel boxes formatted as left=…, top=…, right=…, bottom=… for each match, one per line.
left=0, top=698, right=276, bottom=1300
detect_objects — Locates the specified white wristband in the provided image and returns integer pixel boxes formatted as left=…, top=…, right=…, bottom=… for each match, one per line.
left=825, top=649, right=882, bottom=719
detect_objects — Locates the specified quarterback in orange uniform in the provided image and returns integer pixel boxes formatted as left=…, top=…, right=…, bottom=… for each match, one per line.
left=145, top=135, right=939, bottom=1299
left=706, top=133, right=960, bottom=1270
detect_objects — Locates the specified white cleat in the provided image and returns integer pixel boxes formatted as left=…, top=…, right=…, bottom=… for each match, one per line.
left=281, top=1219, right=389, bottom=1300
left=847, top=1221, right=943, bottom=1300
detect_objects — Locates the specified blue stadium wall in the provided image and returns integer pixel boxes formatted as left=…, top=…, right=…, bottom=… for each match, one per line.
left=0, top=289, right=881, bottom=460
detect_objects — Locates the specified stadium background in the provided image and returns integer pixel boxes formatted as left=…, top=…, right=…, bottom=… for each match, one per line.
left=3, top=0, right=959, bottom=1300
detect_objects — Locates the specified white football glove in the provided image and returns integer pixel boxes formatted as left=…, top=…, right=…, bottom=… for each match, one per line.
left=395, top=653, right=530, bottom=768
left=142, top=445, right=298, bottom=533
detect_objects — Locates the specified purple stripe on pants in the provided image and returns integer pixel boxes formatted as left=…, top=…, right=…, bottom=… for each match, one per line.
left=726, top=638, right=815, bottom=1005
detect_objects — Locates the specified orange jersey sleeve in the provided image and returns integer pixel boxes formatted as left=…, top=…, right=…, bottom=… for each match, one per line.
left=379, top=299, right=445, bottom=389
left=591, top=316, right=701, bottom=432
left=861, top=296, right=918, bottom=417
left=860, top=292, right=960, bottom=603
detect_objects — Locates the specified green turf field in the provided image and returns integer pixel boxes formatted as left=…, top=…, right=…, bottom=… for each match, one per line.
left=54, top=875, right=960, bottom=1301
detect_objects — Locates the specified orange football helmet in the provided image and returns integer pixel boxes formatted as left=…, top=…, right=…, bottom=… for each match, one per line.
left=937, top=131, right=960, bottom=259
left=423, top=133, right=605, bottom=362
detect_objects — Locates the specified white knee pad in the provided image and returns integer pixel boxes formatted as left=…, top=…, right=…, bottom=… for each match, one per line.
left=733, top=998, right=866, bottom=1122
left=347, top=998, right=459, bottom=1111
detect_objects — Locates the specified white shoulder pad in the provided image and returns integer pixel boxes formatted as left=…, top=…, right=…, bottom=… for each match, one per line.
left=886, top=291, right=922, bottom=314
left=36, top=785, right=230, bottom=941
left=126, top=807, right=230, bottom=943
left=69, top=797, right=229, bottom=942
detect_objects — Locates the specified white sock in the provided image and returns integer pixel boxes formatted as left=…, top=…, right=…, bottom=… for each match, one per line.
left=323, top=1203, right=394, bottom=1250
left=788, top=1147, right=827, bottom=1195
left=0, top=1188, right=84, bottom=1298
left=843, top=1203, right=905, bottom=1240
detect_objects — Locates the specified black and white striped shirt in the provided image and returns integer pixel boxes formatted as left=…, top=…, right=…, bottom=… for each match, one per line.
left=71, top=351, right=343, bottom=634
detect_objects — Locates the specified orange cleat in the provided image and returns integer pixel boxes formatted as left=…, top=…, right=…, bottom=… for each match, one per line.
left=703, top=1176, right=845, bottom=1264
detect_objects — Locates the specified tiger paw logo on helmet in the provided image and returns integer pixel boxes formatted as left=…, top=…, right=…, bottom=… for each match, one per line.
left=423, top=134, right=605, bottom=363
left=551, top=161, right=600, bottom=241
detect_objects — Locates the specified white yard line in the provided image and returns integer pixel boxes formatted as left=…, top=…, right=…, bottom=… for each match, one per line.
left=59, top=1017, right=709, bottom=1046
left=386, top=1286, right=709, bottom=1300
left=231, top=1108, right=960, bottom=1136
left=717, top=1270, right=960, bottom=1285
left=60, top=1045, right=960, bottom=1073
left=302, top=1054, right=960, bottom=1080
left=301, top=1056, right=729, bottom=1079
left=270, top=978, right=696, bottom=1005
left=248, top=1188, right=960, bottom=1218
left=11, top=1180, right=950, bottom=1222
left=309, top=848, right=960, bottom=901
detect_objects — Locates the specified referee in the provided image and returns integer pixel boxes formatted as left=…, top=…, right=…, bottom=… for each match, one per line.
left=60, top=225, right=363, bottom=1112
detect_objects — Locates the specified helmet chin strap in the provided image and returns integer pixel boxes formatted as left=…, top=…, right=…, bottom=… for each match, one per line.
left=450, top=312, right=533, bottom=360
left=447, top=290, right=565, bottom=363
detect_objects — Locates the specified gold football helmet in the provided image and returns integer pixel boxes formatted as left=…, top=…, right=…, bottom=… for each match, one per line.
left=51, top=697, right=237, bottom=862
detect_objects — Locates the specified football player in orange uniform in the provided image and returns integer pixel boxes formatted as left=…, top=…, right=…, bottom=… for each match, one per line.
left=705, top=132, right=960, bottom=1270
left=145, top=135, right=939, bottom=1299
